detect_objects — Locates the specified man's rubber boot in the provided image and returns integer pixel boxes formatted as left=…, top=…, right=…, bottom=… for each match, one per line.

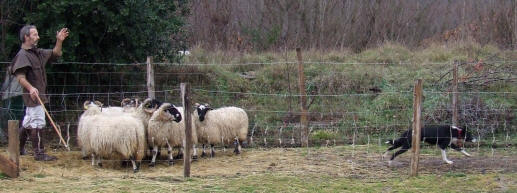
left=30, top=129, right=57, bottom=161
left=19, top=126, right=29, bottom=155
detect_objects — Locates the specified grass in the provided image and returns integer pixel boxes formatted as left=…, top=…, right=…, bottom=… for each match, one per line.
left=17, top=41, right=514, bottom=149
left=13, top=173, right=511, bottom=192
left=177, top=41, right=517, bottom=145
left=1, top=42, right=516, bottom=192
left=0, top=145, right=516, bottom=192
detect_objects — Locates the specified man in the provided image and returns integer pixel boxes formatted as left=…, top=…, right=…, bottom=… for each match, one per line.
left=10, top=25, right=69, bottom=161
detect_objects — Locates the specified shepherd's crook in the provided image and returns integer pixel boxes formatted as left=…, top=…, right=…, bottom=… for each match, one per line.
left=36, top=95, right=70, bottom=150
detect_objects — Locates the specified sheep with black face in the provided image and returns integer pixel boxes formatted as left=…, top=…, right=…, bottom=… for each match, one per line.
left=193, top=103, right=248, bottom=157
left=147, top=103, right=197, bottom=166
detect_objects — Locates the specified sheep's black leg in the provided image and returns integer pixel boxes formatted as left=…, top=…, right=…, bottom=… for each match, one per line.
left=192, top=144, right=198, bottom=160
left=210, top=144, right=215, bottom=158
left=91, top=153, right=95, bottom=166
left=149, top=146, right=158, bottom=167
left=167, top=142, right=174, bottom=166
left=130, top=156, right=139, bottom=173
left=239, top=140, right=243, bottom=153
left=201, top=144, right=207, bottom=157
left=82, top=151, right=89, bottom=160
left=121, top=160, right=128, bottom=168
left=147, top=147, right=152, bottom=159
left=96, top=155, right=103, bottom=167
left=174, top=147, right=183, bottom=159
left=234, top=138, right=241, bottom=154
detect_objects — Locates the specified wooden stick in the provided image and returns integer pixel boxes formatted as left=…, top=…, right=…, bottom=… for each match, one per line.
left=35, top=95, right=69, bottom=150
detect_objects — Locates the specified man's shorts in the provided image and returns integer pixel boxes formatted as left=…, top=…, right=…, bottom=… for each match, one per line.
left=22, top=105, right=46, bottom=129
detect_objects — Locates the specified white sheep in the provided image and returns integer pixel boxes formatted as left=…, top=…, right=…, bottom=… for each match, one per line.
left=78, top=98, right=158, bottom=157
left=78, top=98, right=157, bottom=150
left=131, top=98, right=162, bottom=130
left=147, top=104, right=198, bottom=166
left=100, top=98, right=139, bottom=115
left=193, top=103, right=248, bottom=157
left=77, top=100, right=103, bottom=159
left=77, top=101, right=147, bottom=173
left=116, top=98, right=162, bottom=159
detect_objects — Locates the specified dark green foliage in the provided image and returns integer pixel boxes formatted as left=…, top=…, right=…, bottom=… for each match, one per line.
left=1, top=0, right=189, bottom=63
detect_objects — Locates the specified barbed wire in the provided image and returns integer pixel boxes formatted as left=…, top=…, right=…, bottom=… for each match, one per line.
left=1, top=89, right=514, bottom=98
left=0, top=60, right=514, bottom=151
left=2, top=60, right=517, bottom=66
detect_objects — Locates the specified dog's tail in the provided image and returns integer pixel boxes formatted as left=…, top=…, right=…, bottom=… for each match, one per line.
left=385, top=139, right=395, bottom=145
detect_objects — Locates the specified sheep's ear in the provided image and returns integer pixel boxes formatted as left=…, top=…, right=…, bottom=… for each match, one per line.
left=160, top=103, right=171, bottom=110
left=158, top=112, right=168, bottom=120
left=194, top=103, right=200, bottom=107
left=94, top=101, right=103, bottom=107
left=144, top=108, right=155, bottom=114
left=141, top=98, right=153, bottom=108
left=83, top=101, right=90, bottom=110
left=121, top=98, right=131, bottom=106
left=143, top=98, right=152, bottom=105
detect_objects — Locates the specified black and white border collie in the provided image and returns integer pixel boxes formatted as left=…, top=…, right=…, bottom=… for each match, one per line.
left=383, top=125, right=477, bottom=165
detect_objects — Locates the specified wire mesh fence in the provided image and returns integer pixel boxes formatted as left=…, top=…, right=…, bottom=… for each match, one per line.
left=0, top=59, right=515, bottom=175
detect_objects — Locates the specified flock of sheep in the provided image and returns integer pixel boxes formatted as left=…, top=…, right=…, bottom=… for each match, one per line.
left=77, top=98, right=249, bottom=173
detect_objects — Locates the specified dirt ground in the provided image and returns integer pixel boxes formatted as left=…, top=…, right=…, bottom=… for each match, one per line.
left=1, top=145, right=515, bottom=179
left=1, top=145, right=516, bottom=192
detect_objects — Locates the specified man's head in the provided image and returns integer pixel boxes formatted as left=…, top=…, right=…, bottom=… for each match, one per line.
left=19, top=25, right=39, bottom=47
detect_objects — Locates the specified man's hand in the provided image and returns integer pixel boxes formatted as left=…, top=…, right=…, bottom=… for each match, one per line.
left=56, top=28, right=69, bottom=42
left=53, top=28, right=69, bottom=56
left=15, top=73, right=40, bottom=102
left=29, top=87, right=39, bottom=102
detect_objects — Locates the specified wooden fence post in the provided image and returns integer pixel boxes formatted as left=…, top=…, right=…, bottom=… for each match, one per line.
left=296, top=48, right=309, bottom=147
left=0, top=120, right=20, bottom=178
left=147, top=56, right=155, bottom=99
left=452, top=61, right=459, bottom=127
left=181, top=83, right=192, bottom=178
left=410, top=79, right=423, bottom=177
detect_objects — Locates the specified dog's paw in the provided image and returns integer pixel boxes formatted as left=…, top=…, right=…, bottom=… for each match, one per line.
left=461, top=150, right=472, bottom=157
left=381, top=152, right=388, bottom=160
